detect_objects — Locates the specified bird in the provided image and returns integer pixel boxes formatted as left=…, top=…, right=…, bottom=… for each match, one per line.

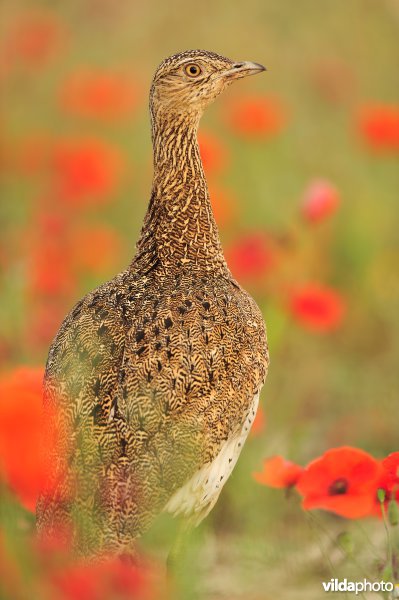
left=36, top=49, right=269, bottom=559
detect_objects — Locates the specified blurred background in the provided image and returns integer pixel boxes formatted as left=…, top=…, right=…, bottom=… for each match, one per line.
left=1, top=0, right=399, bottom=598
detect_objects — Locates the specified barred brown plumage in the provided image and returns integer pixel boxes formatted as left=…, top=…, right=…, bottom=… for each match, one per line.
left=36, top=49, right=269, bottom=557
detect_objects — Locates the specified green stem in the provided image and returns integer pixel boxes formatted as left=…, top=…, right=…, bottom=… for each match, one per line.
left=307, top=512, right=369, bottom=600
left=380, top=500, right=395, bottom=581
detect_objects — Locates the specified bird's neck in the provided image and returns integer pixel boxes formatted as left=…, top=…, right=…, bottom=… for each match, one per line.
left=134, top=109, right=228, bottom=275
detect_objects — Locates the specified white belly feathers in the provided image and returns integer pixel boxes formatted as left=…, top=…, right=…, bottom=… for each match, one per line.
left=163, top=391, right=260, bottom=526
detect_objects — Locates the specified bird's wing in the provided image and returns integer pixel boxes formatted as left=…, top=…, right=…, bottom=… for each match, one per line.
left=102, top=282, right=268, bottom=538
left=36, top=285, right=128, bottom=551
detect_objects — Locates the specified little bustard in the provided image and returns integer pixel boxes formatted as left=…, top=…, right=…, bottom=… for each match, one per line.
left=36, top=50, right=269, bottom=557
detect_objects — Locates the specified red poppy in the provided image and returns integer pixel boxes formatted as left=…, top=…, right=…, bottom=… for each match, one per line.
left=208, top=184, right=237, bottom=227
left=370, top=453, right=399, bottom=517
left=254, top=455, right=303, bottom=488
left=25, top=205, right=76, bottom=302
left=36, top=210, right=70, bottom=238
left=29, top=240, right=76, bottom=297
left=71, top=226, right=124, bottom=274
left=226, top=95, right=286, bottom=138
left=0, top=367, right=45, bottom=511
left=356, top=104, right=399, bottom=152
left=198, top=131, right=228, bottom=174
left=3, top=10, right=66, bottom=68
left=226, top=232, right=275, bottom=282
left=52, top=137, right=125, bottom=206
left=296, top=446, right=381, bottom=519
left=27, top=302, right=66, bottom=348
left=301, top=179, right=340, bottom=223
left=50, top=558, right=159, bottom=600
left=59, top=69, right=139, bottom=121
left=288, top=284, right=346, bottom=332
left=382, top=452, right=399, bottom=492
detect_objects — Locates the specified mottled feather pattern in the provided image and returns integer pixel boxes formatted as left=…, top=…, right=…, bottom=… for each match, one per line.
left=37, top=50, right=269, bottom=557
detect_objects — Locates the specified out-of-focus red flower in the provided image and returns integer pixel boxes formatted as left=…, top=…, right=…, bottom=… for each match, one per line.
left=382, top=452, right=399, bottom=492
left=250, top=405, right=266, bottom=437
left=30, top=240, right=76, bottom=297
left=0, top=367, right=45, bottom=511
left=27, top=302, right=65, bottom=348
left=226, top=233, right=275, bottom=282
left=370, top=452, right=399, bottom=517
left=52, top=137, right=125, bottom=206
left=296, top=446, right=381, bottom=519
left=3, top=10, right=66, bottom=68
left=36, top=209, right=70, bottom=237
left=226, top=95, right=286, bottom=138
left=356, top=104, right=399, bottom=152
left=50, top=558, right=160, bottom=600
left=254, top=455, right=303, bottom=488
left=198, top=131, right=228, bottom=174
left=71, top=226, right=124, bottom=274
left=301, top=179, right=340, bottom=223
left=59, top=69, right=139, bottom=121
left=208, top=184, right=237, bottom=228
left=288, top=284, right=346, bottom=332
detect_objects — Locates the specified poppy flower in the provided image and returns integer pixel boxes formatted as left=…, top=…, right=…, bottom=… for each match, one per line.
left=296, top=446, right=381, bottom=519
left=253, top=455, right=303, bottom=488
left=208, top=184, right=237, bottom=228
left=3, top=10, right=66, bottom=68
left=382, top=452, right=399, bottom=492
left=371, top=453, right=399, bottom=517
left=52, top=137, right=125, bottom=206
left=27, top=302, right=66, bottom=348
left=36, top=210, right=70, bottom=238
left=356, top=104, right=399, bottom=152
left=226, top=95, right=286, bottom=138
left=198, top=131, right=228, bottom=174
left=226, top=232, right=275, bottom=282
left=301, top=179, right=340, bottom=223
left=71, top=226, right=124, bottom=275
left=288, top=284, right=346, bottom=332
left=59, top=69, right=139, bottom=121
left=50, top=557, right=159, bottom=600
left=29, top=240, right=76, bottom=297
left=0, top=367, right=45, bottom=512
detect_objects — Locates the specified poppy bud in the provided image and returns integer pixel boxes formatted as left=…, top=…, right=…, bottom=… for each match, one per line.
left=377, top=488, right=386, bottom=505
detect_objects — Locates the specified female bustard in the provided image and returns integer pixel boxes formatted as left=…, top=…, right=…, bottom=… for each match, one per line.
left=37, top=50, right=269, bottom=557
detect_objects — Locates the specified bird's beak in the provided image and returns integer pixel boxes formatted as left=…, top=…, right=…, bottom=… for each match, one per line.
left=223, top=61, right=267, bottom=80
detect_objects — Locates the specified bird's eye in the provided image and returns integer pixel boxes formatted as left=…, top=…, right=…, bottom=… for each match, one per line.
left=185, top=63, right=202, bottom=78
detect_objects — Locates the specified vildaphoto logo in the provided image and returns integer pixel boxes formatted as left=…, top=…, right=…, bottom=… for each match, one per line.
left=322, top=578, right=398, bottom=595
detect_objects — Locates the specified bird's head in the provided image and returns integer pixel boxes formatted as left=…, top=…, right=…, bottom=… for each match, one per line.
left=150, top=49, right=266, bottom=119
